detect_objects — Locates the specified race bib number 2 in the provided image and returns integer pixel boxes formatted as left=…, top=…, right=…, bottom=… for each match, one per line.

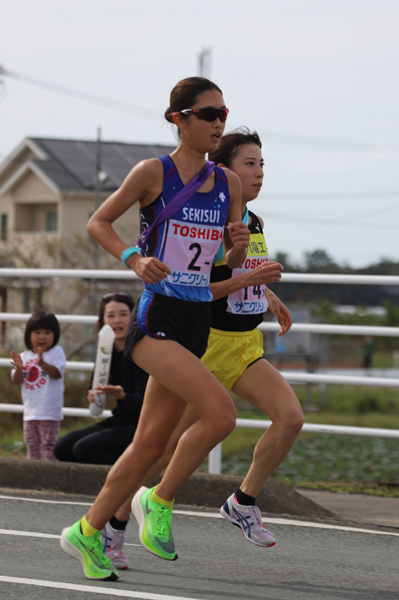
left=163, top=220, right=223, bottom=287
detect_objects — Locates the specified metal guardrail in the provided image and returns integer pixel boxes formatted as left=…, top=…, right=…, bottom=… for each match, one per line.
left=1, top=268, right=398, bottom=474
left=2, top=403, right=398, bottom=439
left=2, top=402, right=398, bottom=443
left=1, top=312, right=399, bottom=337
left=0, top=267, right=398, bottom=285
left=1, top=358, right=399, bottom=387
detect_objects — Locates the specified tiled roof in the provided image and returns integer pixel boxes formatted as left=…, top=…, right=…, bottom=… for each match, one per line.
left=30, top=138, right=175, bottom=191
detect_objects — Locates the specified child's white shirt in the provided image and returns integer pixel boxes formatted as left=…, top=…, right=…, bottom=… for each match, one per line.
left=14, top=345, right=66, bottom=421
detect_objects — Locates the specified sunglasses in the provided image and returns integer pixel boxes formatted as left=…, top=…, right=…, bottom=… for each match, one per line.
left=173, top=107, right=229, bottom=123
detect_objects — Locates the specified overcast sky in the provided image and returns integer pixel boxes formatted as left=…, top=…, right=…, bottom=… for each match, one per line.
left=1, top=0, right=398, bottom=269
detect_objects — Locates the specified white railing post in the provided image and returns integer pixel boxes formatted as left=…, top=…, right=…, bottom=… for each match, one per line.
left=208, top=444, right=222, bottom=474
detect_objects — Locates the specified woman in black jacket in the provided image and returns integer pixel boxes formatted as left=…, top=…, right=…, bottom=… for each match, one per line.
left=54, top=293, right=148, bottom=465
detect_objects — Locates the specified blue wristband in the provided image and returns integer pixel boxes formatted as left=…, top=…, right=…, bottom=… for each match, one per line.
left=120, top=246, right=142, bottom=266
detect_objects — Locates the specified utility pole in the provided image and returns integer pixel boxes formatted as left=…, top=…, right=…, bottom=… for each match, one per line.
left=93, top=127, right=102, bottom=270
left=91, top=127, right=104, bottom=358
left=93, top=127, right=109, bottom=265
left=198, top=48, right=212, bottom=78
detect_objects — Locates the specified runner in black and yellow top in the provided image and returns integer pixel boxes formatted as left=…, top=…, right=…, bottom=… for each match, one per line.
left=203, top=128, right=304, bottom=547
left=203, top=209, right=273, bottom=391
left=204, top=128, right=304, bottom=547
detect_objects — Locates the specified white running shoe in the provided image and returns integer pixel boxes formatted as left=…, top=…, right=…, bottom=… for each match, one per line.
left=132, top=485, right=149, bottom=506
left=101, top=522, right=129, bottom=570
left=220, top=493, right=276, bottom=547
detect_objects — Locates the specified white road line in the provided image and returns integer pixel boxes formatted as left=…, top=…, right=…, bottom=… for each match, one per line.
left=0, top=494, right=92, bottom=506
left=0, top=576, right=206, bottom=599
left=0, top=529, right=141, bottom=546
left=176, top=510, right=399, bottom=536
left=1, top=493, right=398, bottom=537
left=261, top=516, right=399, bottom=536
left=0, top=529, right=59, bottom=539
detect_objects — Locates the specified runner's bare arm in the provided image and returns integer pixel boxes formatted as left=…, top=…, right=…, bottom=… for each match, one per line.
left=222, top=170, right=249, bottom=269
left=87, top=159, right=171, bottom=283
left=265, top=287, right=293, bottom=336
left=210, top=262, right=284, bottom=301
left=87, top=159, right=162, bottom=258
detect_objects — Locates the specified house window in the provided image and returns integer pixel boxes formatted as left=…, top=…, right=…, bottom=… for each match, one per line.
left=45, top=210, right=57, bottom=232
left=1, top=213, right=7, bottom=241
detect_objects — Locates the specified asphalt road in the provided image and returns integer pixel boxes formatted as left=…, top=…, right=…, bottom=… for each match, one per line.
left=0, top=491, right=398, bottom=600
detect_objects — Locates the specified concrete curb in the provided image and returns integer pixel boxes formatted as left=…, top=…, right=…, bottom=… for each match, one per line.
left=0, top=457, right=334, bottom=521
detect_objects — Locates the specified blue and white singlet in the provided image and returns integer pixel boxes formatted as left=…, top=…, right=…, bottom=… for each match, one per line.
left=139, top=155, right=231, bottom=302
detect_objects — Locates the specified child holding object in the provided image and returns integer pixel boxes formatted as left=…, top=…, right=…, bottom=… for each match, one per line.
left=59, top=76, right=249, bottom=581
left=10, top=311, right=66, bottom=461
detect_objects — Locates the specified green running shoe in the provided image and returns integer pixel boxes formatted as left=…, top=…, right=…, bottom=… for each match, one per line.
left=132, top=486, right=178, bottom=561
left=60, top=520, right=119, bottom=580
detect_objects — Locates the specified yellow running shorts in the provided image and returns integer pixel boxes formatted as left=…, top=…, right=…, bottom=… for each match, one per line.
left=201, top=327, right=264, bottom=391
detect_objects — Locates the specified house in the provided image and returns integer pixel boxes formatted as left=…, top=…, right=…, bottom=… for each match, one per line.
left=0, top=137, right=174, bottom=350
left=0, top=136, right=175, bottom=254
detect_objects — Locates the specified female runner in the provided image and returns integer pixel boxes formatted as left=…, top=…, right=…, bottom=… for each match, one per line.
left=204, top=128, right=304, bottom=547
left=60, top=76, right=249, bottom=580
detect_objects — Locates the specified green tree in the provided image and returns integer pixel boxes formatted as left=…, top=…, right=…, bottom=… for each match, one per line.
left=274, top=251, right=298, bottom=272
left=303, top=249, right=340, bottom=273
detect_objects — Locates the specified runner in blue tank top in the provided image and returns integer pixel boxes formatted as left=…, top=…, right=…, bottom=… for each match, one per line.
left=134, top=153, right=232, bottom=337
left=98, top=129, right=305, bottom=568
left=60, top=76, right=250, bottom=580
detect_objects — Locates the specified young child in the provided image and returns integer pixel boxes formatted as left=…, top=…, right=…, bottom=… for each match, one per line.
left=11, top=311, right=66, bottom=461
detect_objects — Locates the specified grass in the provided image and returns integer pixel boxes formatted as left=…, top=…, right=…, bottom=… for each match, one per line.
left=220, top=385, right=399, bottom=497
left=222, top=431, right=399, bottom=496
left=1, top=366, right=399, bottom=497
left=0, top=420, right=92, bottom=458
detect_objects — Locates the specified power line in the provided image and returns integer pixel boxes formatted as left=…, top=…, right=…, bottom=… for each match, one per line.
left=2, top=64, right=399, bottom=155
left=255, top=127, right=399, bottom=155
left=0, top=64, right=162, bottom=121
left=258, top=191, right=399, bottom=201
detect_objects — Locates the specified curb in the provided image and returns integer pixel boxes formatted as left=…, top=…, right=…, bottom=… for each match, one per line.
left=0, top=457, right=334, bottom=521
